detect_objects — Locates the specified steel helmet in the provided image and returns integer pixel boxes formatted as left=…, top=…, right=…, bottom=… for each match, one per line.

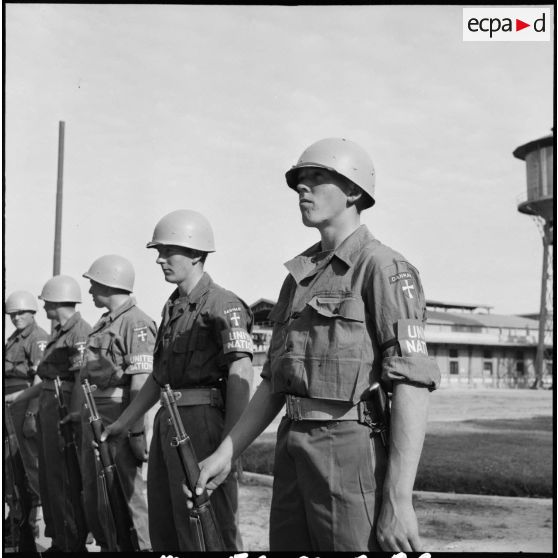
left=83, top=254, right=135, bottom=292
left=39, top=275, right=82, bottom=303
left=146, top=209, right=216, bottom=253
left=5, top=291, right=38, bottom=314
left=285, top=138, right=376, bottom=208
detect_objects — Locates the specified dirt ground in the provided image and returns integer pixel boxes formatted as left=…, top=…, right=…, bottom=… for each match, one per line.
left=238, top=474, right=553, bottom=553
left=8, top=388, right=554, bottom=553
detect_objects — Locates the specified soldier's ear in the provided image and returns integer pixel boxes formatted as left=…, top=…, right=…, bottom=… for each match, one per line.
left=191, top=253, right=204, bottom=266
left=346, top=185, right=363, bottom=208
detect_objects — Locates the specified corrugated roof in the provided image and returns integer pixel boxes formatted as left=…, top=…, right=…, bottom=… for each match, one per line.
left=427, top=310, right=540, bottom=329
left=468, top=313, right=540, bottom=329
left=250, top=298, right=276, bottom=308
left=426, top=300, right=492, bottom=311
left=427, top=310, right=482, bottom=326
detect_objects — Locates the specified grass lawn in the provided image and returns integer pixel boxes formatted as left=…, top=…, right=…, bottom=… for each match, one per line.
left=415, top=415, right=552, bottom=497
left=240, top=391, right=553, bottom=498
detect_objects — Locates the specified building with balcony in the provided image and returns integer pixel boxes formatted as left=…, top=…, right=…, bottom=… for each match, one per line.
left=249, top=298, right=553, bottom=389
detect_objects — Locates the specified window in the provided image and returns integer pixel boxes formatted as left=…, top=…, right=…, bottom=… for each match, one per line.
left=516, top=351, right=525, bottom=375
left=449, top=348, right=459, bottom=375
left=483, top=350, right=493, bottom=376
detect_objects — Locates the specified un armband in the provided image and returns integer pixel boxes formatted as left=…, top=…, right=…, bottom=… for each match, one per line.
left=397, top=319, right=428, bottom=356
left=380, top=319, right=429, bottom=358
left=221, top=328, right=254, bottom=355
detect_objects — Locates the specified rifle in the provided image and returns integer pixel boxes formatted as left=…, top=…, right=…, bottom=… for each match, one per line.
left=160, top=384, right=224, bottom=551
left=54, top=376, right=88, bottom=545
left=81, top=379, right=140, bottom=551
left=358, top=381, right=391, bottom=449
left=3, top=406, right=37, bottom=551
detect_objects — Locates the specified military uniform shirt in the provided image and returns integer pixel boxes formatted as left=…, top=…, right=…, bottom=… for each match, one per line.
left=81, top=297, right=157, bottom=390
left=261, top=225, right=441, bottom=402
left=152, top=272, right=253, bottom=389
left=37, top=312, right=92, bottom=381
left=4, top=321, right=49, bottom=386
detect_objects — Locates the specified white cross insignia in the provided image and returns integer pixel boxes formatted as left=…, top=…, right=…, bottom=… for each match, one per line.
left=402, top=280, right=415, bottom=299
left=37, top=341, right=47, bottom=351
left=230, top=313, right=241, bottom=327
left=137, top=329, right=147, bottom=342
left=76, top=342, right=86, bottom=357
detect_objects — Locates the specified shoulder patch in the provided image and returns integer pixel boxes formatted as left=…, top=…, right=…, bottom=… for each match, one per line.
left=223, top=304, right=243, bottom=327
left=74, top=341, right=87, bottom=357
left=133, top=326, right=149, bottom=343
left=37, top=340, right=47, bottom=352
left=390, top=271, right=416, bottom=299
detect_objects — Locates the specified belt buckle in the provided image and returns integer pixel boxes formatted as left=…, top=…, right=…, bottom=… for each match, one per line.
left=209, top=388, right=222, bottom=408
left=287, top=395, right=302, bottom=421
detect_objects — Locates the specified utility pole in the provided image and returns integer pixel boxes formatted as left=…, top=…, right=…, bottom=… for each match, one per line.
left=53, top=121, right=65, bottom=276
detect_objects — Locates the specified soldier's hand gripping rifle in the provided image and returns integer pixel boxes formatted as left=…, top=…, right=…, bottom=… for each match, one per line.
left=161, top=384, right=225, bottom=551
left=54, top=376, right=88, bottom=542
left=81, top=379, right=140, bottom=551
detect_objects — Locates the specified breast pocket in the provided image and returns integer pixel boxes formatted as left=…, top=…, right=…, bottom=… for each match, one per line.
left=306, top=294, right=365, bottom=354
left=172, top=334, right=189, bottom=357
left=84, top=334, right=124, bottom=389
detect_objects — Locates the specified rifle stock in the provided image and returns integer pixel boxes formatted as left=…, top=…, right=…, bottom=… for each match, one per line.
left=54, top=377, right=88, bottom=544
left=82, top=379, right=140, bottom=551
left=161, top=384, right=224, bottom=551
left=4, top=405, right=37, bottom=551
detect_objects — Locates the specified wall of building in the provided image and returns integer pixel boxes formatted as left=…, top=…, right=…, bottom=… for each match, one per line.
left=430, top=344, right=539, bottom=388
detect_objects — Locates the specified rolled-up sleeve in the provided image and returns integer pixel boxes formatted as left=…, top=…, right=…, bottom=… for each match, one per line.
left=367, top=258, right=441, bottom=391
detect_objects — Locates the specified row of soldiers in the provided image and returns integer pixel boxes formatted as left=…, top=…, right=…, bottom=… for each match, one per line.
left=5, top=207, right=251, bottom=552
left=4, top=137, right=440, bottom=553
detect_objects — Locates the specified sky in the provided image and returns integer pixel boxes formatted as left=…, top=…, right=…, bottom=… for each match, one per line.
left=4, top=4, right=555, bottom=336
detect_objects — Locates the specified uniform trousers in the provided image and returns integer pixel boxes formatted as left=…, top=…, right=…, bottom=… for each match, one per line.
left=80, top=397, right=151, bottom=550
left=37, top=387, right=87, bottom=551
left=147, top=404, right=241, bottom=551
left=270, top=417, right=387, bottom=551
left=8, top=396, right=41, bottom=506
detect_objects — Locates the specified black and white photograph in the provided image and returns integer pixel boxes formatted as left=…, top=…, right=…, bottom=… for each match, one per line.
left=4, top=4, right=554, bottom=555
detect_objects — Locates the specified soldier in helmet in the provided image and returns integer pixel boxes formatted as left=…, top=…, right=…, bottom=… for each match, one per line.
left=16, top=275, right=92, bottom=552
left=102, top=210, right=254, bottom=551
left=193, top=138, right=441, bottom=552
left=78, top=254, right=155, bottom=551
left=4, top=290, right=49, bottom=546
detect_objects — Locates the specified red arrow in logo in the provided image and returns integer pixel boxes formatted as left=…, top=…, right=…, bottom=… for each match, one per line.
left=516, top=19, right=530, bottom=31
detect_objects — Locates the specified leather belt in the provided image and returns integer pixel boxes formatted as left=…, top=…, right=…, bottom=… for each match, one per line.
left=41, top=378, right=74, bottom=393
left=91, top=386, right=127, bottom=400
left=285, top=394, right=359, bottom=421
left=4, top=377, right=29, bottom=395
left=4, top=377, right=30, bottom=388
left=160, top=388, right=224, bottom=409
